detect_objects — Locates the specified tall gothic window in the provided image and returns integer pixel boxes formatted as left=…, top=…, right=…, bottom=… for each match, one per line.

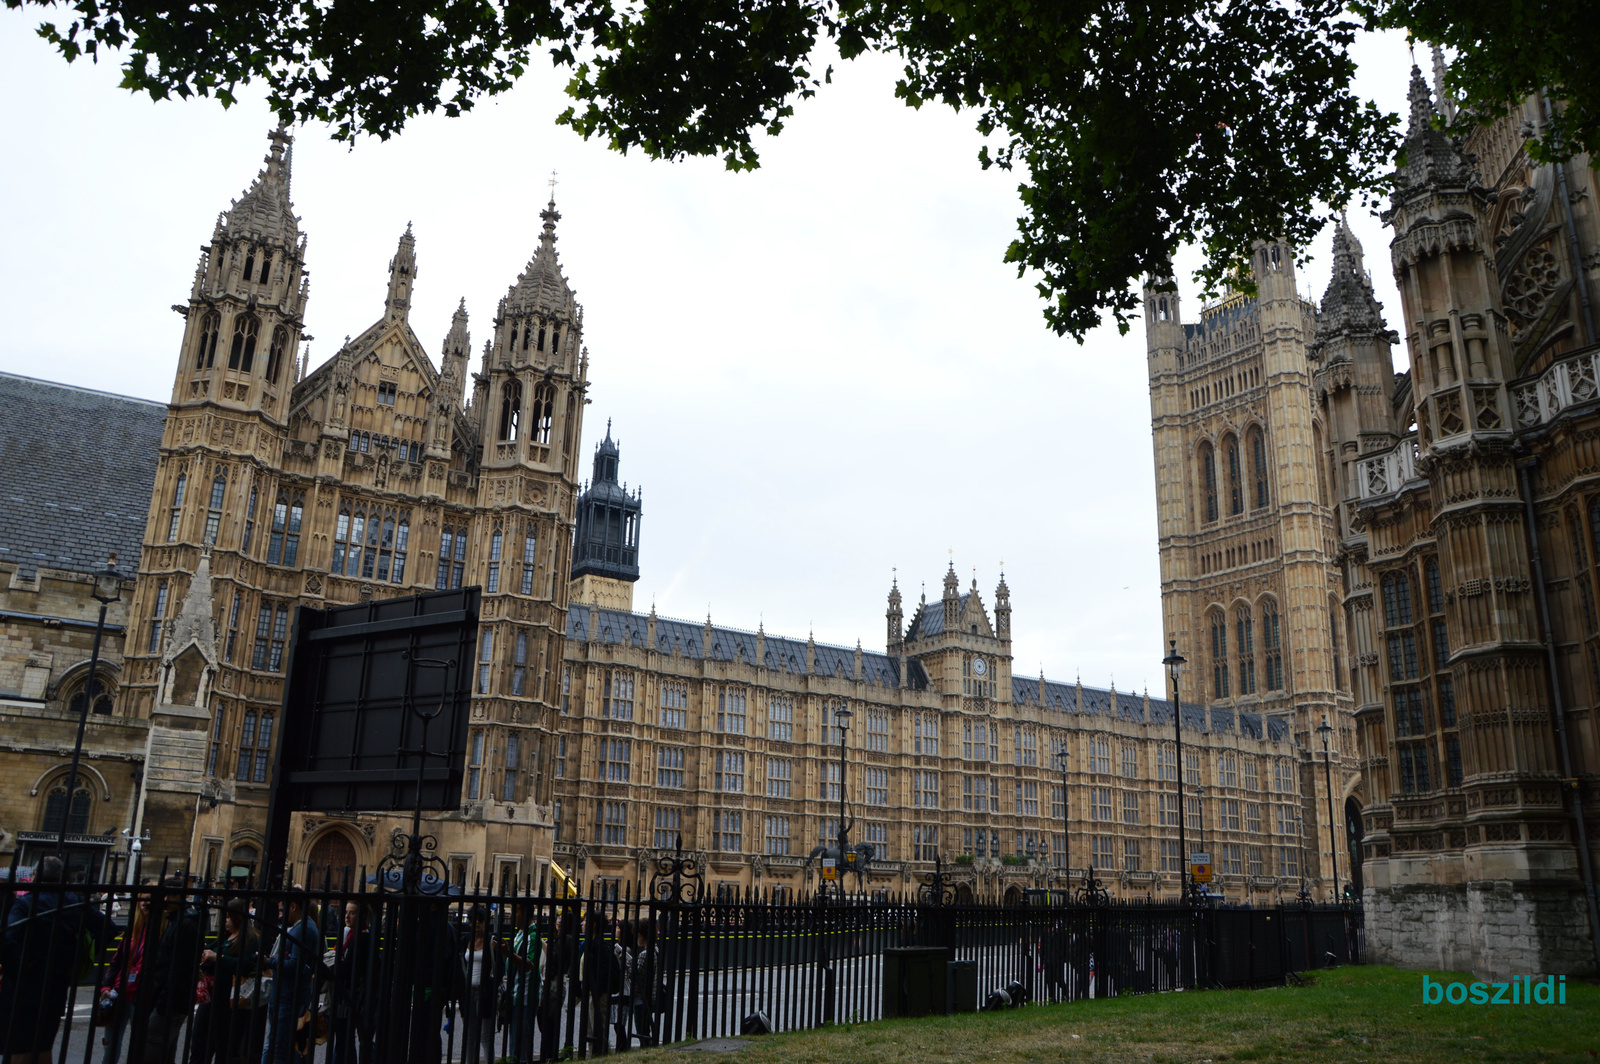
left=1225, top=435, right=1243, bottom=515
left=1235, top=604, right=1256, bottom=694
left=437, top=525, right=467, bottom=589
left=265, top=326, right=288, bottom=384
left=486, top=527, right=503, bottom=593
left=237, top=710, right=274, bottom=783
left=167, top=474, right=187, bottom=542
left=521, top=530, right=538, bottom=594
left=148, top=580, right=169, bottom=653
left=1199, top=443, right=1218, bottom=523
left=1210, top=610, right=1230, bottom=698
left=42, top=782, right=91, bottom=835
left=531, top=384, right=555, bottom=445
left=267, top=494, right=303, bottom=566
left=205, top=473, right=226, bottom=545
left=195, top=311, right=221, bottom=369
left=1262, top=600, right=1284, bottom=690
left=1250, top=427, right=1269, bottom=509
left=499, top=380, right=523, bottom=441
left=241, top=487, right=258, bottom=553
left=1382, top=572, right=1414, bottom=627
left=252, top=603, right=289, bottom=671
left=228, top=313, right=260, bottom=373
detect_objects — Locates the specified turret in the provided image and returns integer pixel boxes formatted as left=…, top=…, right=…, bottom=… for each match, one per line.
left=886, top=577, right=903, bottom=652
left=568, top=421, right=642, bottom=611
left=385, top=224, right=417, bottom=323
left=994, top=572, right=1011, bottom=640
left=941, top=561, right=960, bottom=629
left=173, top=125, right=308, bottom=422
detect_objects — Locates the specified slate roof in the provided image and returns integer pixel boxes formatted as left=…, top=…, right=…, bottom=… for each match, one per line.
left=0, top=373, right=166, bottom=578
left=562, top=602, right=1289, bottom=743
left=904, top=593, right=981, bottom=640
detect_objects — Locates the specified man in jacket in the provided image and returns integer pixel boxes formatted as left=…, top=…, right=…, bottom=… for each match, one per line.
left=259, top=892, right=320, bottom=1064
left=0, top=856, right=113, bottom=1064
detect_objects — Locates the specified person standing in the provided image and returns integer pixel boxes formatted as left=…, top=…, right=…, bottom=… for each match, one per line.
left=503, top=904, right=541, bottom=1064
left=99, top=889, right=153, bottom=1064
left=131, top=875, right=203, bottom=1064
left=627, top=922, right=659, bottom=1049
left=191, top=901, right=259, bottom=1064
left=330, top=901, right=373, bottom=1064
left=538, top=909, right=577, bottom=1063
left=258, top=892, right=319, bottom=1064
left=458, top=906, right=500, bottom=1064
left=1, top=856, right=113, bottom=1064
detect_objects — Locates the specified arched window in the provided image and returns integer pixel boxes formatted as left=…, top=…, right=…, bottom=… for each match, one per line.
left=265, top=326, right=288, bottom=384
left=1235, top=605, right=1256, bottom=694
left=243, top=247, right=256, bottom=282
left=1225, top=435, right=1243, bottom=515
left=537, top=325, right=547, bottom=352
left=1262, top=601, right=1284, bottom=690
left=1330, top=600, right=1345, bottom=690
left=68, top=674, right=115, bottom=716
left=551, top=326, right=561, bottom=354
left=167, top=474, right=187, bottom=542
left=1250, top=427, right=1269, bottom=508
left=499, top=380, right=523, bottom=441
left=205, top=473, right=227, bottom=545
left=228, top=314, right=260, bottom=373
left=510, top=327, right=518, bottom=350
left=259, top=251, right=273, bottom=284
left=1157, top=298, right=1169, bottom=321
left=531, top=384, right=555, bottom=445
left=563, top=392, right=576, bottom=454
left=195, top=311, right=221, bottom=369
left=1210, top=610, right=1230, bottom=699
left=42, top=782, right=91, bottom=835
left=1199, top=443, right=1218, bottom=523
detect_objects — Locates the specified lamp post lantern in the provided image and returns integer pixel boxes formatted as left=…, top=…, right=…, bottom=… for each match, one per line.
left=1055, top=747, right=1071, bottom=888
left=1317, top=716, right=1340, bottom=903
left=1163, top=640, right=1199, bottom=902
left=57, top=553, right=122, bottom=862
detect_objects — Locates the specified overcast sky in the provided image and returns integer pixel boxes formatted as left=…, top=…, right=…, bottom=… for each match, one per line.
left=0, top=17, right=1414, bottom=694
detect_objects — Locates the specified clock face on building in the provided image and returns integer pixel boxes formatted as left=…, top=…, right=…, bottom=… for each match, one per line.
left=972, top=657, right=988, bottom=677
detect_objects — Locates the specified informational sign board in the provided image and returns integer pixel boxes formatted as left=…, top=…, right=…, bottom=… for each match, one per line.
left=822, top=858, right=837, bottom=881
left=1190, top=852, right=1213, bottom=884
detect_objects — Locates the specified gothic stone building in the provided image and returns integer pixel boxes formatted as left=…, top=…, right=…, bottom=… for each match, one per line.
left=0, top=129, right=1317, bottom=902
left=1144, top=67, right=1600, bottom=977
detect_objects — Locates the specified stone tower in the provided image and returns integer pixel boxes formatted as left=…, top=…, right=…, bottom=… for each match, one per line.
left=1337, top=67, right=1600, bottom=977
left=113, top=131, right=587, bottom=891
left=569, top=422, right=642, bottom=611
left=1142, top=247, right=1358, bottom=895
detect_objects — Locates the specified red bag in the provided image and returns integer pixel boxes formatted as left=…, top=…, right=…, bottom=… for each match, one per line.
left=196, top=972, right=214, bottom=1005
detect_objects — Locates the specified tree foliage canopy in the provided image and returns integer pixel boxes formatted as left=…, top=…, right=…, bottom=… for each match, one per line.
left=9, top=0, right=1594, bottom=338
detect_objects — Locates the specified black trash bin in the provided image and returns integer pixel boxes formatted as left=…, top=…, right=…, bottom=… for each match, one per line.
left=947, top=959, right=978, bottom=1014
left=883, top=947, right=950, bottom=1017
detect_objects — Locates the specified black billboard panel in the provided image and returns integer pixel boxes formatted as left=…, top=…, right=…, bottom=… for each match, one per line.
left=276, top=587, right=480, bottom=813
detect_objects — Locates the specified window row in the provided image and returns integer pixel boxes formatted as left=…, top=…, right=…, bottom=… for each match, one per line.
left=193, top=310, right=290, bottom=383
left=1197, top=426, right=1271, bottom=524
left=1207, top=600, right=1284, bottom=698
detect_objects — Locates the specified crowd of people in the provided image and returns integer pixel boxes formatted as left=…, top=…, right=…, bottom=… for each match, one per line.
left=2, top=861, right=671, bottom=1064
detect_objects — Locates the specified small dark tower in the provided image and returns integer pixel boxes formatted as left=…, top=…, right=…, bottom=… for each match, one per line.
left=569, top=421, right=642, bottom=610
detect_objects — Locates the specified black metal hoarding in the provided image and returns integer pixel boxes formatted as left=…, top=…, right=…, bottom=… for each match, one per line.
left=263, top=588, right=479, bottom=877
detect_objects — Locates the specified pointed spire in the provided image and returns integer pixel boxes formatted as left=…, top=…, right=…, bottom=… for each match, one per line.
left=506, top=194, right=577, bottom=315
left=386, top=224, right=418, bottom=322
left=1317, top=215, right=1386, bottom=338
left=1407, top=64, right=1435, bottom=141
left=1430, top=44, right=1456, bottom=124
left=224, top=125, right=298, bottom=242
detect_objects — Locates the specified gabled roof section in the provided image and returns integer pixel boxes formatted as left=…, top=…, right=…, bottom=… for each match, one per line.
left=905, top=592, right=985, bottom=640
left=0, top=373, right=165, bottom=578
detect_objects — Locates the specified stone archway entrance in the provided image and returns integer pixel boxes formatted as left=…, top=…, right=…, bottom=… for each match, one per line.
left=1344, top=797, right=1364, bottom=898
left=306, top=830, right=358, bottom=890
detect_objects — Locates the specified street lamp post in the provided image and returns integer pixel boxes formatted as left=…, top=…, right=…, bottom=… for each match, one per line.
left=834, top=702, right=852, bottom=890
left=1163, top=640, right=1197, bottom=902
left=1055, top=748, right=1071, bottom=889
left=1317, top=716, right=1341, bottom=903
left=1295, top=813, right=1311, bottom=904
left=57, top=553, right=123, bottom=862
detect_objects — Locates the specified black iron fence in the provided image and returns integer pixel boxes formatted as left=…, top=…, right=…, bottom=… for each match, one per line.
left=1, top=868, right=1362, bottom=1063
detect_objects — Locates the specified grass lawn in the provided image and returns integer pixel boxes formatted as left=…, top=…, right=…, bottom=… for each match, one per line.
left=630, top=966, right=1599, bottom=1064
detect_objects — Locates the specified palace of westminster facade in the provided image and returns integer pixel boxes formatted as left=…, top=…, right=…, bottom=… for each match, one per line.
left=3, top=60, right=1599, bottom=977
